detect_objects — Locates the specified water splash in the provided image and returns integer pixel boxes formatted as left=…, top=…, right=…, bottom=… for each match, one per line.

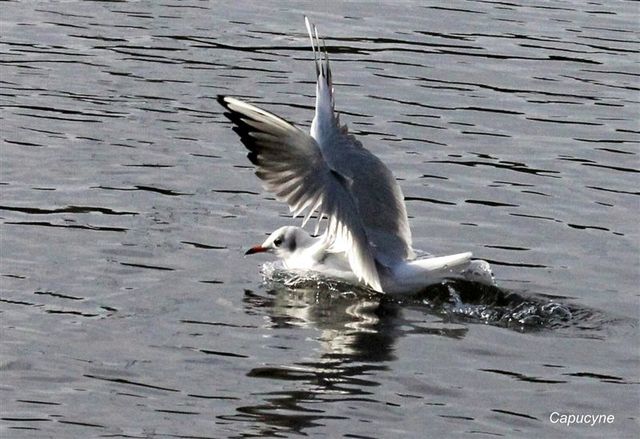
left=440, top=281, right=573, bottom=330
left=260, top=263, right=603, bottom=333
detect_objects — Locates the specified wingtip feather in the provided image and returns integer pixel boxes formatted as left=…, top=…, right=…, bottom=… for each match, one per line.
left=305, top=16, right=320, bottom=77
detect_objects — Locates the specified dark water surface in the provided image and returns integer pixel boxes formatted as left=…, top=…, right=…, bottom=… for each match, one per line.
left=1, top=1, right=638, bottom=438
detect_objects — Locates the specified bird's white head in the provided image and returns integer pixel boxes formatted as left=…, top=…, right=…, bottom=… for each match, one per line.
left=245, top=226, right=311, bottom=259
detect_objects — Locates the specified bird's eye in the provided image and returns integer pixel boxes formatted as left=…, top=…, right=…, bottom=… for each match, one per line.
left=273, top=237, right=283, bottom=247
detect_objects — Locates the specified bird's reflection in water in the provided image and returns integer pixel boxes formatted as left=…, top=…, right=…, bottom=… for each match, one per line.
left=224, top=270, right=596, bottom=435
left=229, top=277, right=467, bottom=437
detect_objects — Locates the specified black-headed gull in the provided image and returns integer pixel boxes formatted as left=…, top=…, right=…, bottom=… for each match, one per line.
left=218, top=18, right=493, bottom=294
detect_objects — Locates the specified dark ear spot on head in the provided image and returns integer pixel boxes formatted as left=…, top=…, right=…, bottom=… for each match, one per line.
left=288, top=235, right=297, bottom=252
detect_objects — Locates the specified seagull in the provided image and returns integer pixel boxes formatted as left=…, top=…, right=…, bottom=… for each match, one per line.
left=218, top=17, right=493, bottom=294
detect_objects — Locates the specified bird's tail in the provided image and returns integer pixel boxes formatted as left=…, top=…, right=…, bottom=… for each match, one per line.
left=407, top=252, right=472, bottom=278
left=388, top=252, right=473, bottom=293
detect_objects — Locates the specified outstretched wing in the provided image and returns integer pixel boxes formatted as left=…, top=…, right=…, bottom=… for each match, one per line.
left=305, top=17, right=414, bottom=266
left=218, top=95, right=382, bottom=291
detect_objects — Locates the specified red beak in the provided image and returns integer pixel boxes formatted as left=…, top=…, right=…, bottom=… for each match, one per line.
left=245, top=245, right=268, bottom=255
